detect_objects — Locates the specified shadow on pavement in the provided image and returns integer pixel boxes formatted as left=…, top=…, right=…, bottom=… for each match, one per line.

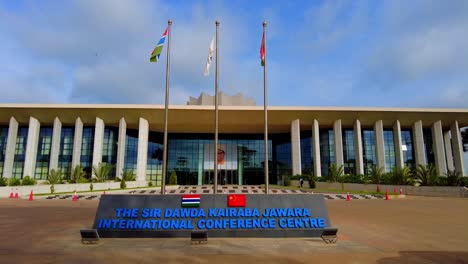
left=377, top=251, right=468, bottom=264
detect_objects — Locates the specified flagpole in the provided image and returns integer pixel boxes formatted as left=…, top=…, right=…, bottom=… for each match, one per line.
left=214, top=20, right=219, bottom=194
left=263, top=21, right=269, bottom=195
left=161, top=19, right=172, bottom=195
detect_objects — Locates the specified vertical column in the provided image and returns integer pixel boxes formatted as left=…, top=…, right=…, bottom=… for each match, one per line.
left=374, top=120, right=386, bottom=171
left=136, top=118, right=149, bottom=182
left=92, top=117, right=105, bottom=169
left=354, top=119, right=364, bottom=175
left=432, top=120, right=447, bottom=176
left=23, top=117, right=41, bottom=178
left=115, top=117, right=127, bottom=179
left=2, top=117, right=19, bottom=178
left=393, top=120, right=404, bottom=169
left=412, top=120, right=426, bottom=167
left=312, top=119, right=321, bottom=177
left=334, top=119, right=344, bottom=168
left=450, top=121, right=466, bottom=176
left=291, top=119, right=302, bottom=176
left=444, top=131, right=454, bottom=172
left=49, top=117, right=62, bottom=173
left=71, top=117, right=83, bottom=169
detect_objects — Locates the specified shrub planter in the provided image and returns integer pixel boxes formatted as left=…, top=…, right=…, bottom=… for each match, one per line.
left=0, top=181, right=148, bottom=197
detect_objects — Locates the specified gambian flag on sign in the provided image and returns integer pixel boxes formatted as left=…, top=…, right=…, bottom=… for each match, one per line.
left=181, top=195, right=200, bottom=207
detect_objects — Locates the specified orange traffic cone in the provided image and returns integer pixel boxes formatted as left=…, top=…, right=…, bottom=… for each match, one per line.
left=28, top=190, right=34, bottom=201
left=14, top=188, right=19, bottom=199
left=72, top=191, right=78, bottom=202
left=399, top=188, right=403, bottom=195
left=385, top=189, right=389, bottom=200
left=9, top=189, right=14, bottom=198
left=346, top=192, right=351, bottom=201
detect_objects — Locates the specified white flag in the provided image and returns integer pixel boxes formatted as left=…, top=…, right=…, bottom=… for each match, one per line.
left=204, top=38, right=215, bottom=76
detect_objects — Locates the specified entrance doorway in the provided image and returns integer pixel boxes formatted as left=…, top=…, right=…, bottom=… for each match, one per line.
left=203, top=169, right=238, bottom=185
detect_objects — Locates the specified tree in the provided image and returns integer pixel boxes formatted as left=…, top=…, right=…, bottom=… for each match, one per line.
left=168, top=170, right=178, bottom=185
left=328, top=164, right=344, bottom=183
left=92, top=163, right=113, bottom=182
left=414, top=164, right=438, bottom=186
left=369, top=165, right=384, bottom=184
left=47, top=169, right=63, bottom=194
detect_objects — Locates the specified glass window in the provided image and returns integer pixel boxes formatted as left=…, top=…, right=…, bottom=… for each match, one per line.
left=124, top=129, right=139, bottom=174
left=0, top=126, right=9, bottom=176
left=58, top=127, right=74, bottom=179
left=300, top=131, right=313, bottom=175
left=423, top=128, right=435, bottom=166
left=102, top=127, right=118, bottom=178
left=342, top=129, right=356, bottom=175
left=401, top=129, right=415, bottom=170
left=13, top=127, right=28, bottom=179
left=319, top=129, right=335, bottom=177
left=35, top=127, right=53, bottom=180
left=362, top=129, right=376, bottom=175
left=383, top=129, right=396, bottom=172
left=80, top=127, right=94, bottom=178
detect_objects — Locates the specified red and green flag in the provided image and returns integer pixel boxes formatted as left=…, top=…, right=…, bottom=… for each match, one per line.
left=260, top=32, right=265, bottom=67
left=150, top=27, right=168, bottom=62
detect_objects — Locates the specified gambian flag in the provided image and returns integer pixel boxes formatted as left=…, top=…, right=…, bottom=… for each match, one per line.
left=260, top=32, right=265, bottom=67
left=181, top=195, right=200, bottom=207
left=150, top=27, right=168, bottom=62
left=228, top=194, right=246, bottom=207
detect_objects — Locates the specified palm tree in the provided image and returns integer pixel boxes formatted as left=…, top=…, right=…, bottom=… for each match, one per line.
left=71, top=165, right=87, bottom=183
left=121, top=169, right=136, bottom=181
left=92, top=163, right=113, bottom=182
left=369, top=165, right=384, bottom=184
left=328, top=164, right=344, bottom=183
left=414, top=164, right=438, bottom=186
left=391, top=166, right=414, bottom=185
left=47, top=169, right=63, bottom=185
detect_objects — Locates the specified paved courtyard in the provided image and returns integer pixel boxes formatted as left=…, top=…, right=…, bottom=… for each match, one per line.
left=0, top=195, right=467, bottom=263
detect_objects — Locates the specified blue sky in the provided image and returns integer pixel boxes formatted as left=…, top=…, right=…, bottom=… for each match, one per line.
left=0, top=0, right=467, bottom=107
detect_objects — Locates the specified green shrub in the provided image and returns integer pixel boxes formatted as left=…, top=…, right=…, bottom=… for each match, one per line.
left=122, top=169, right=136, bottom=181
left=47, top=169, right=63, bottom=185
left=437, top=176, right=448, bottom=186
left=50, top=185, right=55, bottom=194
left=446, top=170, right=461, bottom=186
left=120, top=178, right=126, bottom=189
left=304, top=174, right=316, bottom=188
left=148, top=181, right=153, bottom=187
left=414, top=164, right=437, bottom=186
left=90, top=183, right=94, bottom=192
left=283, top=176, right=291, bottom=186
left=71, top=165, right=87, bottom=183
left=92, top=163, right=113, bottom=182
left=21, top=176, right=36, bottom=185
left=0, top=177, right=7, bottom=186
left=168, top=171, right=178, bottom=185
left=8, top=178, right=21, bottom=186
left=460, top=177, right=468, bottom=187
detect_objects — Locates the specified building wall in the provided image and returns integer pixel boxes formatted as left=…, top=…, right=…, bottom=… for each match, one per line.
left=0, top=106, right=467, bottom=181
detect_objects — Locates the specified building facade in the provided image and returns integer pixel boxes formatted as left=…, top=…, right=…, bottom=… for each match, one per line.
left=0, top=104, right=467, bottom=185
